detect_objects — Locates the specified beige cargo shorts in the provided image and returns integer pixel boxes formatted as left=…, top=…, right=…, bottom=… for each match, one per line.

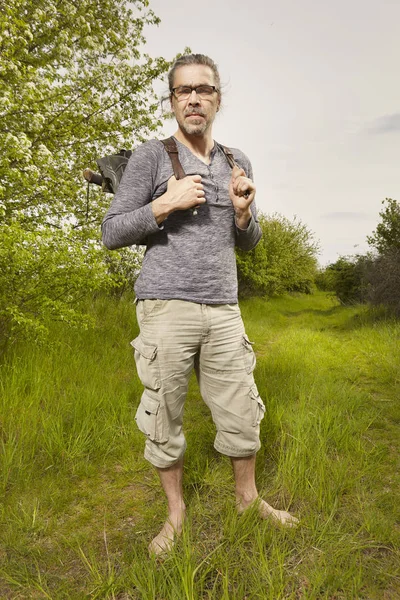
left=131, top=299, right=265, bottom=469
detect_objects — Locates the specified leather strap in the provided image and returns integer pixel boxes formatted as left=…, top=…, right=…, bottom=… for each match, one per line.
left=161, top=137, right=238, bottom=177
left=220, top=144, right=249, bottom=198
left=220, top=145, right=237, bottom=170
left=160, top=137, right=186, bottom=180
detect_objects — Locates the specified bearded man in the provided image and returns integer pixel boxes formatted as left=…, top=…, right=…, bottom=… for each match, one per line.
left=102, top=53, right=298, bottom=555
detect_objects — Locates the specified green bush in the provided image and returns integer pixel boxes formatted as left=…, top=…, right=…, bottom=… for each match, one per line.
left=316, top=255, right=371, bottom=305
left=236, top=213, right=319, bottom=298
left=367, top=248, right=400, bottom=315
left=0, top=222, right=110, bottom=352
left=319, top=199, right=400, bottom=311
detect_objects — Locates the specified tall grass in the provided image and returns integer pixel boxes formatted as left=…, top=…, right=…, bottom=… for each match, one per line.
left=1, top=292, right=399, bottom=599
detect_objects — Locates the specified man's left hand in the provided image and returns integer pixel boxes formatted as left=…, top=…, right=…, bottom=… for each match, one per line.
left=229, top=165, right=256, bottom=228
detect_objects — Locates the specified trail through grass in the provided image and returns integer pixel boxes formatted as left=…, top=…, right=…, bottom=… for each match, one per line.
left=0, top=292, right=399, bottom=599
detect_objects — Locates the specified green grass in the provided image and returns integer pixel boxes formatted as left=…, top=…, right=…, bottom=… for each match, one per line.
left=0, top=292, right=399, bottom=599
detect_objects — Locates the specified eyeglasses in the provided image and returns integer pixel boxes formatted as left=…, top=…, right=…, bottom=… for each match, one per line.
left=171, top=85, right=218, bottom=101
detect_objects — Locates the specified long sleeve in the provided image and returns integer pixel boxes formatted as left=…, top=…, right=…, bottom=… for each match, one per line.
left=101, top=140, right=164, bottom=250
left=235, top=207, right=262, bottom=251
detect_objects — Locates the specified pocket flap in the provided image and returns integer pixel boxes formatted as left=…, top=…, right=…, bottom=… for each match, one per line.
left=250, top=385, right=265, bottom=411
left=242, top=335, right=255, bottom=347
left=140, top=393, right=160, bottom=415
left=131, top=336, right=157, bottom=361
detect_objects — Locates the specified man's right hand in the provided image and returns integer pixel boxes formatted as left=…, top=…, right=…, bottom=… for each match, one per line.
left=152, top=175, right=205, bottom=224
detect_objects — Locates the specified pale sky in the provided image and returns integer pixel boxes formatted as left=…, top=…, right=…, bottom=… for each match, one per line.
left=142, top=0, right=400, bottom=265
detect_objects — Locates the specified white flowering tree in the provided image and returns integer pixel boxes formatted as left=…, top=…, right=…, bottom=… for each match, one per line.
left=0, top=0, right=171, bottom=348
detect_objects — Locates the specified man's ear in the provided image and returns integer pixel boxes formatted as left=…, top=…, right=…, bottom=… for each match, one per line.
left=170, top=96, right=175, bottom=113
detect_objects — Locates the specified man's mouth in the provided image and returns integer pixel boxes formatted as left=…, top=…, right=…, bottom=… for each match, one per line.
left=185, top=112, right=205, bottom=118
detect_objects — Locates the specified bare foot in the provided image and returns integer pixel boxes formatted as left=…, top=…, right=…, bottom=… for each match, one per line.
left=237, top=497, right=299, bottom=527
left=148, top=509, right=186, bottom=556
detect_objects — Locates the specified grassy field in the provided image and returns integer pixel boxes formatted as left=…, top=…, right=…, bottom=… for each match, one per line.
left=0, top=292, right=399, bottom=599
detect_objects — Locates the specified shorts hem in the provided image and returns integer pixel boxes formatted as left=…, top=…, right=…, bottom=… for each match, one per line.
left=213, top=441, right=260, bottom=458
left=144, top=446, right=186, bottom=469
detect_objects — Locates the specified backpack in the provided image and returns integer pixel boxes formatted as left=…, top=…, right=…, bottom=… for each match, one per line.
left=83, top=137, right=237, bottom=194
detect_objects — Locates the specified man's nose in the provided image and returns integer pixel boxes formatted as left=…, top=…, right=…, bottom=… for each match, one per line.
left=188, top=90, right=200, bottom=104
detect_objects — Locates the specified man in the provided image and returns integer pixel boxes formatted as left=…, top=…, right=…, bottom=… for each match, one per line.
left=102, top=54, right=298, bottom=555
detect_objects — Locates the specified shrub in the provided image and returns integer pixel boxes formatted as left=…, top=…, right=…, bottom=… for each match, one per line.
left=317, top=255, right=372, bottom=305
left=367, top=248, right=400, bottom=315
left=236, top=213, right=319, bottom=298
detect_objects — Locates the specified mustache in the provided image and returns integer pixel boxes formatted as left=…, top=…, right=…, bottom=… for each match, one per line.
left=184, top=109, right=206, bottom=117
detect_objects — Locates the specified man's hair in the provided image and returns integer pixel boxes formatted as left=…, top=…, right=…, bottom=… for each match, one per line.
left=168, top=54, right=221, bottom=94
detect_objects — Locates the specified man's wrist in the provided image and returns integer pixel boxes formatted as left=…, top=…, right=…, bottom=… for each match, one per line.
left=151, top=193, right=174, bottom=225
left=234, top=207, right=252, bottom=230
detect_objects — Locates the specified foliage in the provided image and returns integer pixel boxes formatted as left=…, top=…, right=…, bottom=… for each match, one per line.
left=367, top=248, right=400, bottom=316
left=318, top=198, right=400, bottom=312
left=0, top=0, right=172, bottom=344
left=236, top=213, right=319, bottom=298
left=316, top=254, right=372, bottom=305
left=0, top=221, right=111, bottom=351
left=365, top=198, right=400, bottom=315
left=104, top=246, right=145, bottom=297
left=367, top=198, right=400, bottom=254
left=1, top=0, right=169, bottom=228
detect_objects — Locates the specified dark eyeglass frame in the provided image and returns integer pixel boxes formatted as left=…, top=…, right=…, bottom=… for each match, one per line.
left=171, top=85, right=219, bottom=100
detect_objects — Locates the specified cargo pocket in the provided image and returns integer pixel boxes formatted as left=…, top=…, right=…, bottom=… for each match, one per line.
left=249, top=385, right=265, bottom=426
left=131, top=336, right=161, bottom=390
left=242, top=335, right=256, bottom=374
left=135, top=390, right=169, bottom=443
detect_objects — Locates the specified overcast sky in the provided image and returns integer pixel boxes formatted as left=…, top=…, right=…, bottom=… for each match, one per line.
left=142, top=0, right=400, bottom=265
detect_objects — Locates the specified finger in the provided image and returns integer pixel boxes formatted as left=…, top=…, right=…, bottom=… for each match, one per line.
left=191, top=175, right=202, bottom=183
left=238, top=180, right=250, bottom=194
left=237, top=178, right=254, bottom=195
left=233, top=178, right=246, bottom=194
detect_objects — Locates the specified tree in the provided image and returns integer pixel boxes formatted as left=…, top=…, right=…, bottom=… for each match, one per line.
left=367, top=198, right=400, bottom=254
left=317, top=255, right=371, bottom=305
left=0, top=0, right=173, bottom=346
left=318, top=199, right=400, bottom=313
left=366, top=249, right=400, bottom=315
left=1, top=0, right=170, bottom=229
left=236, top=213, right=319, bottom=298
left=366, top=198, right=400, bottom=315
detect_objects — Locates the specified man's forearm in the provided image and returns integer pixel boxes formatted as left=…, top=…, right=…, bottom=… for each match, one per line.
left=102, top=202, right=161, bottom=249
left=151, top=192, right=175, bottom=225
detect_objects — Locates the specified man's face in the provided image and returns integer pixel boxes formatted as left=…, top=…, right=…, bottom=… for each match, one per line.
left=170, top=65, right=220, bottom=137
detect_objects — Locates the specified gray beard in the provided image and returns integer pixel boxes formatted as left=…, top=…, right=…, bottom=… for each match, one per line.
left=180, top=119, right=209, bottom=136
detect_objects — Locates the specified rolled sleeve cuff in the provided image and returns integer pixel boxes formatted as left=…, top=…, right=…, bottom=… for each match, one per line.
left=235, top=215, right=262, bottom=251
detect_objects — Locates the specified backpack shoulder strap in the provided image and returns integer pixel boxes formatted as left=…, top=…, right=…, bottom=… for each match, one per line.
left=161, top=137, right=238, bottom=177
left=219, top=143, right=250, bottom=198
left=219, top=144, right=237, bottom=170
left=160, top=137, right=186, bottom=180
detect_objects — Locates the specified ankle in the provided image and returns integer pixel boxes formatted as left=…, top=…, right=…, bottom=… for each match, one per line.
left=168, top=502, right=186, bottom=521
left=236, top=490, right=258, bottom=508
